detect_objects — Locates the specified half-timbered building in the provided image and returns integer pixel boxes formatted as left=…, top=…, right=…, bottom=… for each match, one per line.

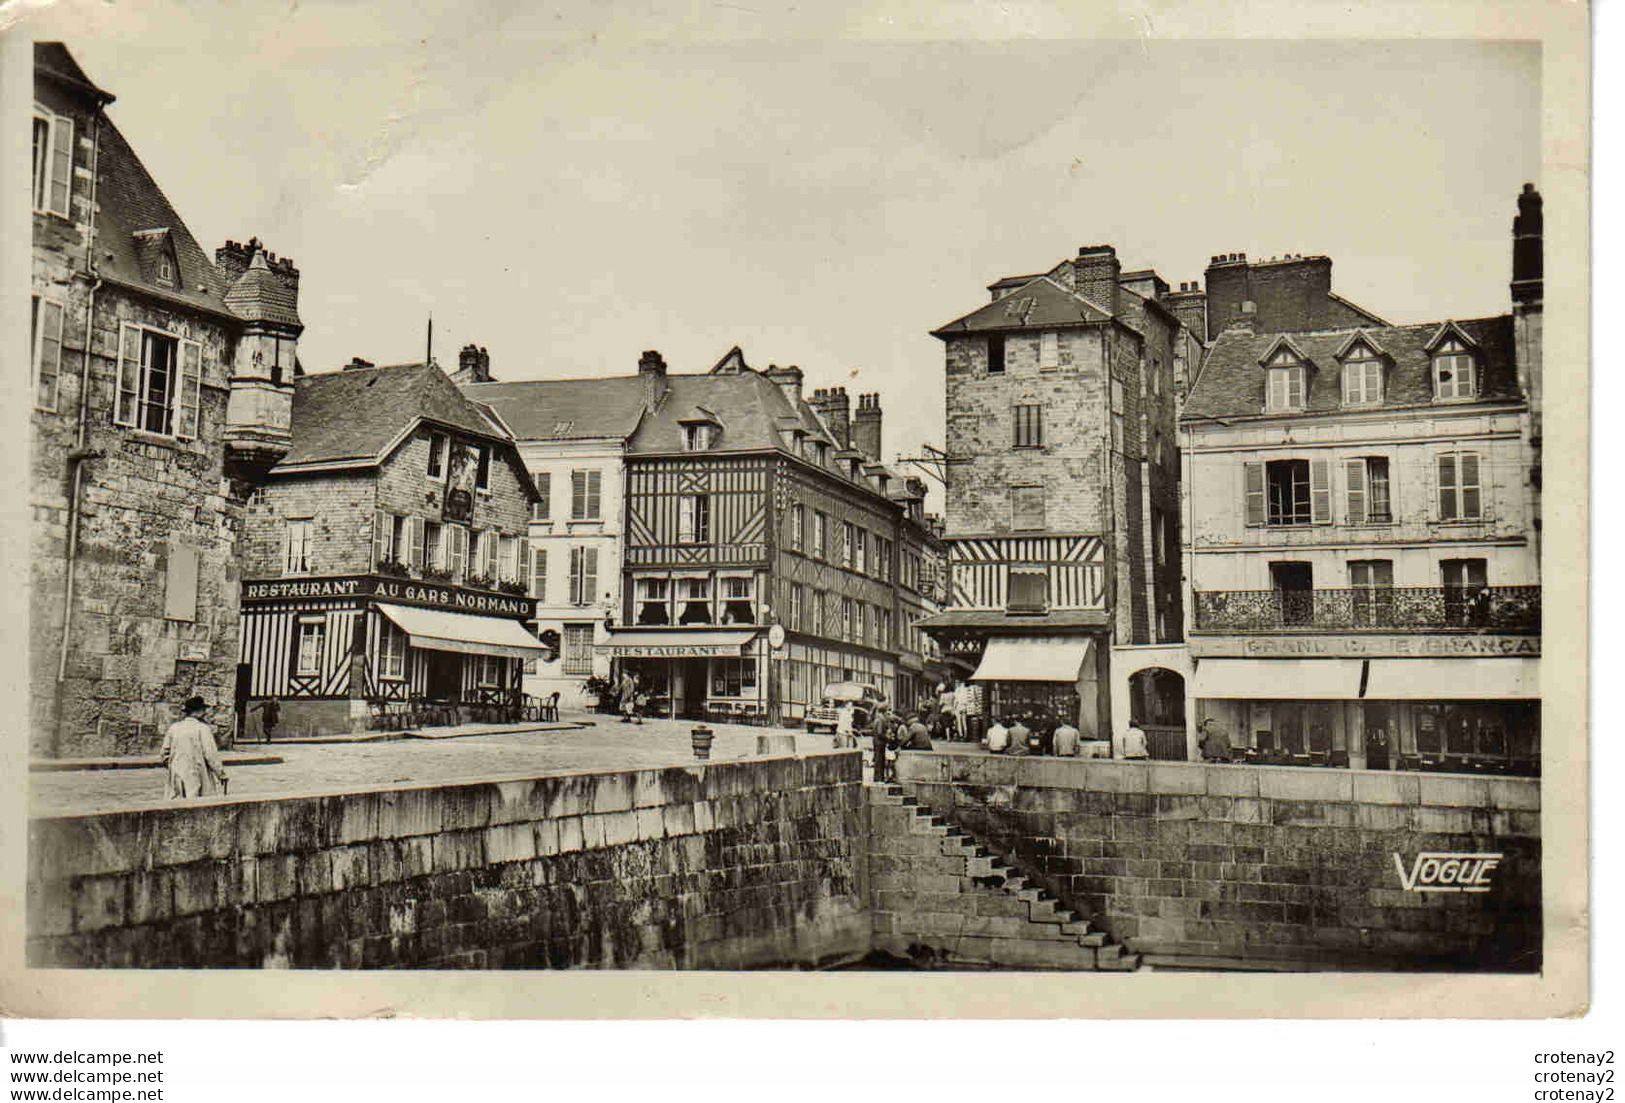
left=237, top=360, right=545, bottom=735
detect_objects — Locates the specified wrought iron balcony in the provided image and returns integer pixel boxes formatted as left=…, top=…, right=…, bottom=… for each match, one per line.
left=1191, top=585, right=1541, bottom=634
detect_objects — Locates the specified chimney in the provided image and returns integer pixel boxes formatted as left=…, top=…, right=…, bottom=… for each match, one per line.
left=852, top=392, right=883, bottom=462
left=638, top=349, right=668, bottom=411
left=1512, top=182, right=1543, bottom=305
left=343, top=357, right=375, bottom=371
left=809, top=386, right=851, bottom=449
left=1074, top=245, right=1121, bottom=316
left=452, top=343, right=493, bottom=383
left=765, top=363, right=805, bottom=408
left=1165, top=280, right=1208, bottom=339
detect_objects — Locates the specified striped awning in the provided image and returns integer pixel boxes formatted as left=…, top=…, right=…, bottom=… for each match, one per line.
left=375, top=603, right=549, bottom=660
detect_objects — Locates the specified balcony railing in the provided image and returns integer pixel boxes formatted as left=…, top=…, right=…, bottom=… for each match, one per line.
left=1191, top=585, right=1541, bottom=634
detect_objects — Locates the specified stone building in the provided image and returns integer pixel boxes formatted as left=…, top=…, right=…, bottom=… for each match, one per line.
left=1180, top=185, right=1543, bottom=773
left=237, top=360, right=544, bottom=735
left=919, top=245, right=1193, bottom=753
left=29, top=43, right=301, bottom=755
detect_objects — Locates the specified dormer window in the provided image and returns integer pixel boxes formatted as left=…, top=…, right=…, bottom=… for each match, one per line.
left=1341, top=351, right=1383, bottom=406
left=1432, top=336, right=1478, bottom=400
left=1264, top=346, right=1307, bottom=412
left=156, top=250, right=177, bottom=287
left=684, top=422, right=718, bottom=451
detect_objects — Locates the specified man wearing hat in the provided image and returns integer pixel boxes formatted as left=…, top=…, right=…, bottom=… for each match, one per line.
left=161, top=696, right=228, bottom=799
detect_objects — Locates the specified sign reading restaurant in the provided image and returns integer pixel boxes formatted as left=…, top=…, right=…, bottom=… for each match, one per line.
left=1189, top=634, right=1540, bottom=658
left=242, top=575, right=534, bottom=619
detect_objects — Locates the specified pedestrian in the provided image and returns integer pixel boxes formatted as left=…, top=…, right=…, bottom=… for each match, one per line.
left=985, top=716, right=1010, bottom=754
left=162, top=696, right=227, bottom=799
left=868, top=704, right=894, bottom=779
left=259, top=696, right=281, bottom=742
left=1005, top=715, right=1031, bottom=756
left=1123, top=722, right=1150, bottom=760
left=617, top=669, right=638, bottom=723
left=1199, top=717, right=1232, bottom=763
left=953, top=681, right=973, bottom=742
left=834, top=699, right=858, bottom=749
left=900, top=713, right=933, bottom=751
left=1052, top=717, right=1082, bottom=757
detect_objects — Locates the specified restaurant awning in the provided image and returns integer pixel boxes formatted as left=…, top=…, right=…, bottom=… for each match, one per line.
left=969, top=637, right=1094, bottom=683
left=375, top=603, right=549, bottom=660
left=596, top=628, right=756, bottom=659
left=1192, top=658, right=1364, bottom=699
left=1364, top=658, right=1538, bottom=700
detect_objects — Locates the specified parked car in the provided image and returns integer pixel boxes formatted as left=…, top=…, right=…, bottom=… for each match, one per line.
left=805, top=681, right=883, bottom=735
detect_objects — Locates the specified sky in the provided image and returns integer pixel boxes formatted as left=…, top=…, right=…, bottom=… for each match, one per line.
left=27, top=4, right=1539, bottom=500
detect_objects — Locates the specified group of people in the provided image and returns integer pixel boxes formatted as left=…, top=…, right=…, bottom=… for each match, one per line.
left=616, top=671, right=650, bottom=724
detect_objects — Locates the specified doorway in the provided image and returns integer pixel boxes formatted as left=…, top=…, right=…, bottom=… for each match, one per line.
left=675, top=658, right=709, bottom=720
left=1270, top=561, right=1314, bottom=626
left=425, top=651, right=461, bottom=701
left=1363, top=703, right=1393, bottom=770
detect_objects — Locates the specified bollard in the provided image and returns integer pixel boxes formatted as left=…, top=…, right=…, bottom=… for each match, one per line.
left=691, top=725, right=715, bottom=760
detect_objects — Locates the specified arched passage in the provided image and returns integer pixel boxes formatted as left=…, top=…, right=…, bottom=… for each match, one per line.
left=1129, top=667, right=1188, bottom=761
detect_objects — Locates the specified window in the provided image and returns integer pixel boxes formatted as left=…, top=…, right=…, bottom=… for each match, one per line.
left=379, top=622, right=407, bottom=680
left=1437, top=451, right=1482, bottom=520
left=841, top=597, right=854, bottom=642
left=987, top=335, right=1006, bottom=375
left=562, top=623, right=594, bottom=676
left=1008, top=569, right=1048, bottom=613
left=1247, top=459, right=1330, bottom=526
left=678, top=576, right=712, bottom=624
left=475, top=444, right=491, bottom=491
left=32, top=109, right=71, bottom=217
left=427, top=433, right=446, bottom=479
left=570, top=469, right=602, bottom=520
left=285, top=519, right=313, bottom=574
left=1266, top=365, right=1306, bottom=411
left=296, top=618, right=327, bottom=676
left=1039, top=331, right=1059, bottom=370
left=532, top=472, right=551, bottom=520
left=711, top=657, right=757, bottom=697
left=530, top=546, right=547, bottom=601
left=637, top=576, right=671, bottom=625
left=445, top=524, right=468, bottom=580
left=855, top=602, right=867, bottom=646
left=813, top=511, right=828, bottom=559
left=721, top=576, right=753, bottom=624
left=31, top=297, right=64, bottom=411
left=499, top=535, right=520, bottom=583
left=475, top=654, right=504, bottom=686
left=1433, top=338, right=1477, bottom=400
left=115, top=326, right=201, bottom=438
left=568, top=546, right=598, bottom=606
left=678, top=494, right=710, bottom=544
left=1442, top=558, right=1489, bottom=626
left=1012, top=486, right=1045, bottom=532
left=1153, top=507, right=1166, bottom=565
left=1348, top=559, right=1395, bottom=627
left=1344, top=457, right=1392, bottom=524
left=1342, top=354, right=1383, bottom=405
left=156, top=250, right=176, bottom=288
left=840, top=522, right=854, bottom=569
left=1013, top=404, right=1044, bottom=449
left=271, top=337, right=295, bottom=386
left=790, top=584, right=805, bottom=631
left=855, top=528, right=868, bottom=575
left=684, top=423, right=717, bottom=451
left=422, top=522, right=444, bottom=571
left=790, top=504, right=805, bottom=552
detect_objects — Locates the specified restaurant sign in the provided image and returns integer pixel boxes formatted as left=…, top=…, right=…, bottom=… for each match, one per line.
left=1189, top=634, right=1540, bottom=658
left=597, top=641, right=747, bottom=658
left=243, top=575, right=534, bottom=619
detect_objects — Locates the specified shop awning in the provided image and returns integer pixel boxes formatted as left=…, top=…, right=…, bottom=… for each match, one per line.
left=969, top=637, right=1094, bottom=683
left=596, top=629, right=756, bottom=659
left=1192, top=658, right=1364, bottom=699
left=375, top=603, right=549, bottom=660
left=1364, top=658, right=1538, bottom=700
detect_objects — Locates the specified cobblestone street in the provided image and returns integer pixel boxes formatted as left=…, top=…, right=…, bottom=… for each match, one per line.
left=29, top=710, right=839, bottom=817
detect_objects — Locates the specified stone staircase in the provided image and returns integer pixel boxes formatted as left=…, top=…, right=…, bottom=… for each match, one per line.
left=868, top=784, right=1140, bottom=971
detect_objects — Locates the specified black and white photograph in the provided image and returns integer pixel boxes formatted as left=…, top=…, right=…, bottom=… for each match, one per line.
left=6, top=0, right=1589, bottom=1036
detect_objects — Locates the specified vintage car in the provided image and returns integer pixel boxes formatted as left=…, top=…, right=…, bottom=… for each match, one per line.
left=804, top=681, right=884, bottom=735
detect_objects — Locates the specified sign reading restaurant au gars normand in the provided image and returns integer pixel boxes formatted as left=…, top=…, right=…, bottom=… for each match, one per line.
left=1188, top=634, right=1540, bottom=658
left=242, top=575, right=534, bottom=619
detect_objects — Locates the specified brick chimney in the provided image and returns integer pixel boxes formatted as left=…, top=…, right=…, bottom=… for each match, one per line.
left=1165, top=280, right=1209, bottom=339
left=451, top=344, right=493, bottom=384
left=852, top=392, right=883, bottom=462
left=638, top=350, right=668, bottom=412
left=765, top=363, right=805, bottom=408
left=1512, top=182, right=1543, bottom=305
left=1074, top=245, right=1121, bottom=317
left=808, top=386, right=851, bottom=449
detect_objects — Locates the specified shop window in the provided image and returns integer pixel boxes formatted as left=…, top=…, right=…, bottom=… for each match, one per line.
left=31, top=296, right=64, bottom=412
left=679, top=494, right=710, bottom=543
left=1345, top=457, right=1392, bottom=524
left=678, top=577, right=712, bottom=625
left=711, top=657, right=757, bottom=698
left=561, top=623, right=594, bottom=676
left=427, top=433, right=446, bottom=479
left=1441, top=558, right=1489, bottom=625
left=115, top=325, right=202, bottom=439
left=1348, top=559, right=1394, bottom=627
left=720, top=576, right=754, bottom=625
left=295, top=617, right=326, bottom=676
left=285, top=519, right=313, bottom=575
left=1437, top=452, right=1482, bottom=521
left=1007, top=569, right=1048, bottom=614
left=637, top=577, right=671, bottom=626
left=1012, top=486, right=1045, bottom=532
left=379, top=621, right=407, bottom=680
left=533, top=472, right=551, bottom=520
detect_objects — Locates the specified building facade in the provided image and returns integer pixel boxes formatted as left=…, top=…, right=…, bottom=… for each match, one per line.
left=1180, top=187, right=1543, bottom=773
left=237, top=361, right=543, bottom=735
left=920, top=245, right=1191, bottom=751
left=29, top=44, right=299, bottom=755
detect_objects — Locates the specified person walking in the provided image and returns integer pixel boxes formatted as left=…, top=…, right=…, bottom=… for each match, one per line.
left=834, top=699, right=858, bottom=749
left=953, top=681, right=973, bottom=742
left=618, top=670, right=638, bottom=723
left=162, top=696, right=227, bottom=799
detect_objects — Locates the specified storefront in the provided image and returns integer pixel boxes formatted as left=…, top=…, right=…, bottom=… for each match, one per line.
left=239, top=575, right=548, bottom=735
left=597, top=626, right=766, bottom=721
left=965, top=634, right=1103, bottom=741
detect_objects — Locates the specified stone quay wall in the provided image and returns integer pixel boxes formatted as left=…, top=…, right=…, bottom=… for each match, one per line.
left=894, top=754, right=1540, bottom=971
left=29, top=751, right=869, bottom=969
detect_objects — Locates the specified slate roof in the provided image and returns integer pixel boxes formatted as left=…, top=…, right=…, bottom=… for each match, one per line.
left=932, top=275, right=1112, bottom=337
left=277, top=362, right=515, bottom=469
left=1181, top=315, right=1520, bottom=423
left=628, top=371, right=832, bottom=455
left=222, top=250, right=302, bottom=327
left=35, top=43, right=112, bottom=103
left=462, top=377, right=648, bottom=442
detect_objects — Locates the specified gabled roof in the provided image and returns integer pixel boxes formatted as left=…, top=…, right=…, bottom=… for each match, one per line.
left=1256, top=334, right=1312, bottom=366
left=460, top=376, right=648, bottom=442
left=1182, top=315, right=1519, bottom=422
left=278, top=362, right=515, bottom=470
left=628, top=371, right=827, bottom=454
left=34, top=43, right=113, bottom=104
left=932, top=275, right=1111, bottom=337
left=223, top=250, right=302, bottom=327
left=1423, top=319, right=1480, bottom=353
left=1332, top=329, right=1389, bottom=360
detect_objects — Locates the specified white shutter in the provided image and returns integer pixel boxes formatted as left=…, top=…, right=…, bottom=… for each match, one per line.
left=1460, top=452, right=1482, bottom=519
left=115, top=324, right=142, bottom=426
left=517, top=540, right=531, bottom=591
left=448, top=525, right=467, bottom=579
left=531, top=547, right=547, bottom=601
left=568, top=546, right=583, bottom=606
left=409, top=516, right=425, bottom=569
left=1243, top=462, right=1265, bottom=526
left=49, top=114, right=72, bottom=217
left=583, top=548, right=599, bottom=606
left=176, top=339, right=203, bottom=439
left=1344, top=459, right=1367, bottom=525
left=678, top=496, right=695, bottom=544
left=1438, top=454, right=1459, bottom=520
left=373, top=510, right=390, bottom=568
left=1310, top=459, right=1331, bottom=524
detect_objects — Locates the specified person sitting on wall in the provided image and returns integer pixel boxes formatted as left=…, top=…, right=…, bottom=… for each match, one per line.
left=1052, top=718, right=1082, bottom=757
left=1005, top=716, right=1031, bottom=756
left=162, top=696, right=227, bottom=799
left=1123, top=722, right=1150, bottom=760
left=900, top=713, right=933, bottom=751
left=985, top=716, right=1009, bottom=754
left=1199, top=717, right=1232, bottom=763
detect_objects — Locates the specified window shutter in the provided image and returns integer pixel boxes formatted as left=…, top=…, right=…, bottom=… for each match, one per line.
left=1344, top=459, right=1367, bottom=524
left=486, top=530, right=500, bottom=577
left=282, top=521, right=296, bottom=574
left=49, top=115, right=72, bottom=217
left=678, top=496, right=695, bottom=543
left=373, top=510, right=390, bottom=568
left=531, top=547, right=547, bottom=600
left=115, top=324, right=141, bottom=426
left=1310, top=459, right=1331, bottom=523
left=409, top=516, right=425, bottom=568
left=587, top=471, right=601, bottom=519
left=175, top=340, right=203, bottom=439
left=1461, top=452, right=1482, bottom=519
left=1243, top=462, right=1265, bottom=526
left=569, top=546, right=583, bottom=605
left=535, top=473, right=550, bottom=520
left=583, top=548, right=599, bottom=605
left=449, top=526, right=467, bottom=579
left=517, top=539, right=531, bottom=591
left=571, top=470, right=585, bottom=519
left=1438, top=454, right=1459, bottom=520
left=35, top=299, right=65, bottom=410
